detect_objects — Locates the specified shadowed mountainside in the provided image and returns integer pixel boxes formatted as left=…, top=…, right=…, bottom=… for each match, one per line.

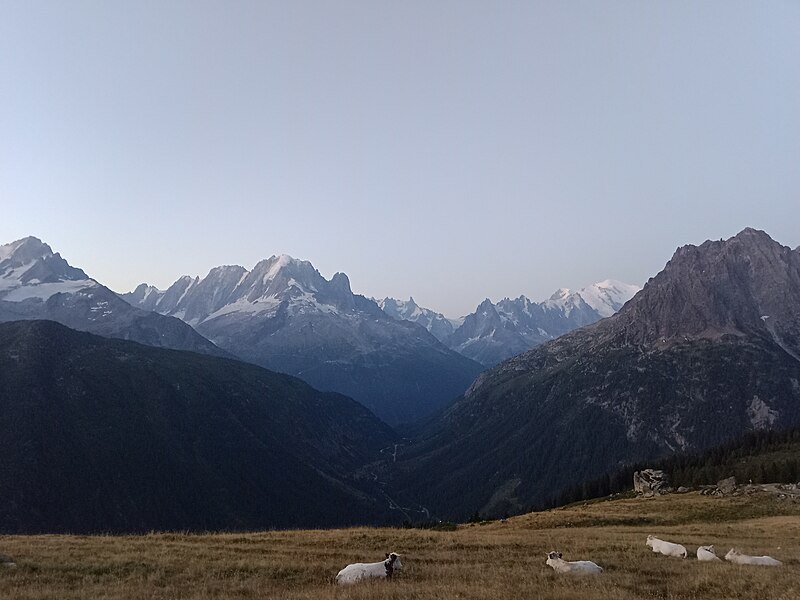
left=0, top=320, right=398, bottom=533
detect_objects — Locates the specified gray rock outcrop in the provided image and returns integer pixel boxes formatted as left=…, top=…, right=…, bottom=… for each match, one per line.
left=634, top=469, right=670, bottom=496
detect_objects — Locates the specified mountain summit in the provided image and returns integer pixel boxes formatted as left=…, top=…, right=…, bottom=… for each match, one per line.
left=444, top=279, right=640, bottom=366
left=0, top=236, right=224, bottom=356
left=391, top=229, right=800, bottom=519
left=124, top=255, right=483, bottom=425
left=609, top=228, right=800, bottom=355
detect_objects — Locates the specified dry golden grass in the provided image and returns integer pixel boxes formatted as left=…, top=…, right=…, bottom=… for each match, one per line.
left=1, top=491, right=799, bottom=599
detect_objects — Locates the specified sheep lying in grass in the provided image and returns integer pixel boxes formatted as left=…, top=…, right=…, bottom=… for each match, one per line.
left=335, top=552, right=402, bottom=585
left=646, top=535, right=687, bottom=558
left=725, top=549, right=782, bottom=566
left=545, top=551, right=603, bottom=575
left=696, top=545, right=721, bottom=561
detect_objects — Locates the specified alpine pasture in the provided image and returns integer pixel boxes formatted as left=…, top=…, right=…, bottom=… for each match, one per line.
left=1, top=491, right=798, bottom=599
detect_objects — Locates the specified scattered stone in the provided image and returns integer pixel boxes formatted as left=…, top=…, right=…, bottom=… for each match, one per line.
left=677, top=486, right=690, bottom=493
left=633, top=469, right=670, bottom=497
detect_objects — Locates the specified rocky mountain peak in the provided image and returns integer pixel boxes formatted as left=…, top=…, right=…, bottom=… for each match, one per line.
left=330, top=272, right=352, bottom=296
left=611, top=228, right=800, bottom=350
left=548, top=288, right=572, bottom=302
left=0, top=236, right=53, bottom=263
left=0, top=236, right=90, bottom=289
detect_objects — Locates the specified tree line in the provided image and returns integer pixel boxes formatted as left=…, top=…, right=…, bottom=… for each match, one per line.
left=544, top=426, right=800, bottom=509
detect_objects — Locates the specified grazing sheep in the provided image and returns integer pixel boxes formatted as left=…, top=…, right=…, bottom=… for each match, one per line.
left=545, top=551, right=603, bottom=575
left=0, top=553, right=16, bottom=568
left=646, top=535, right=687, bottom=558
left=335, top=552, right=402, bottom=585
left=696, top=545, right=721, bottom=561
left=725, top=549, right=782, bottom=566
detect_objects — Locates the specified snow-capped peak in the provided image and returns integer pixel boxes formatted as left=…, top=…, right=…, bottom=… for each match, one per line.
left=0, top=236, right=54, bottom=264
left=548, top=287, right=572, bottom=301
left=576, top=279, right=641, bottom=317
left=0, top=236, right=96, bottom=301
left=264, top=254, right=295, bottom=280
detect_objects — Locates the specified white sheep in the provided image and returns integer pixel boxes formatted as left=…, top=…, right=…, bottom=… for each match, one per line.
left=335, top=552, right=402, bottom=585
left=725, top=549, right=782, bottom=566
left=696, top=545, right=721, bottom=561
left=545, top=551, right=603, bottom=575
left=646, top=535, right=687, bottom=558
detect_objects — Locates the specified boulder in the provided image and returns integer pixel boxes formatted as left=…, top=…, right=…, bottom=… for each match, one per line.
left=633, top=469, right=670, bottom=497
left=677, top=486, right=690, bottom=493
left=715, top=476, right=737, bottom=495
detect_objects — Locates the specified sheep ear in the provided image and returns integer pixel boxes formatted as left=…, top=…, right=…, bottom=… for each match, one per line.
left=385, top=553, right=390, bottom=559
left=558, top=552, right=563, bottom=558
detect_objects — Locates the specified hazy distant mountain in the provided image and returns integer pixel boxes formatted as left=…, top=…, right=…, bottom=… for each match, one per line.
left=0, top=237, right=225, bottom=357
left=123, top=256, right=483, bottom=425
left=378, top=297, right=456, bottom=342
left=390, top=229, right=800, bottom=519
left=446, top=280, right=640, bottom=366
left=0, top=320, right=397, bottom=533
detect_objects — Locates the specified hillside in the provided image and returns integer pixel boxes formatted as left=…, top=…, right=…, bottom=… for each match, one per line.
left=388, top=229, right=800, bottom=519
left=1, top=491, right=798, bottom=599
left=553, top=426, right=800, bottom=507
left=0, top=320, right=397, bottom=533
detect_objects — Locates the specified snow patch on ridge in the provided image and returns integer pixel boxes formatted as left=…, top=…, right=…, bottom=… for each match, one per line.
left=2, top=279, right=97, bottom=301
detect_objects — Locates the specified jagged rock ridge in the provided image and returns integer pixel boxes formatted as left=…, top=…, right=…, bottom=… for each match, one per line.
left=123, top=256, right=483, bottom=425
left=0, top=237, right=225, bottom=357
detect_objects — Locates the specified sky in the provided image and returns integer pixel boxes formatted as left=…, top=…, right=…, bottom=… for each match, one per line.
left=2, top=1, right=799, bottom=317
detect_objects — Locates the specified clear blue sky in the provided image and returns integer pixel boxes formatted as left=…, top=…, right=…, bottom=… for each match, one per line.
left=2, top=1, right=799, bottom=317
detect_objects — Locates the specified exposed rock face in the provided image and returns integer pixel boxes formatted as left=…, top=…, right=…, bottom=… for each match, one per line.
left=609, top=228, right=800, bottom=356
left=634, top=469, right=670, bottom=496
left=716, top=476, right=738, bottom=495
left=388, top=229, right=800, bottom=519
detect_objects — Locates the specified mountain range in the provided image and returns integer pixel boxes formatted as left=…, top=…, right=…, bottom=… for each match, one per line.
left=387, top=228, right=800, bottom=519
left=0, top=237, right=225, bottom=358
left=440, top=280, right=639, bottom=366
left=122, top=256, right=483, bottom=425
left=2, top=227, right=799, bottom=532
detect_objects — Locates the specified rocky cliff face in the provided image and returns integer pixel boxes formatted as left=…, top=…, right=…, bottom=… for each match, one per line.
left=388, top=229, right=800, bottom=519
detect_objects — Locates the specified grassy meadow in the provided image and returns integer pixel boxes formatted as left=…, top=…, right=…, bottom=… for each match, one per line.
left=1, top=491, right=799, bottom=599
